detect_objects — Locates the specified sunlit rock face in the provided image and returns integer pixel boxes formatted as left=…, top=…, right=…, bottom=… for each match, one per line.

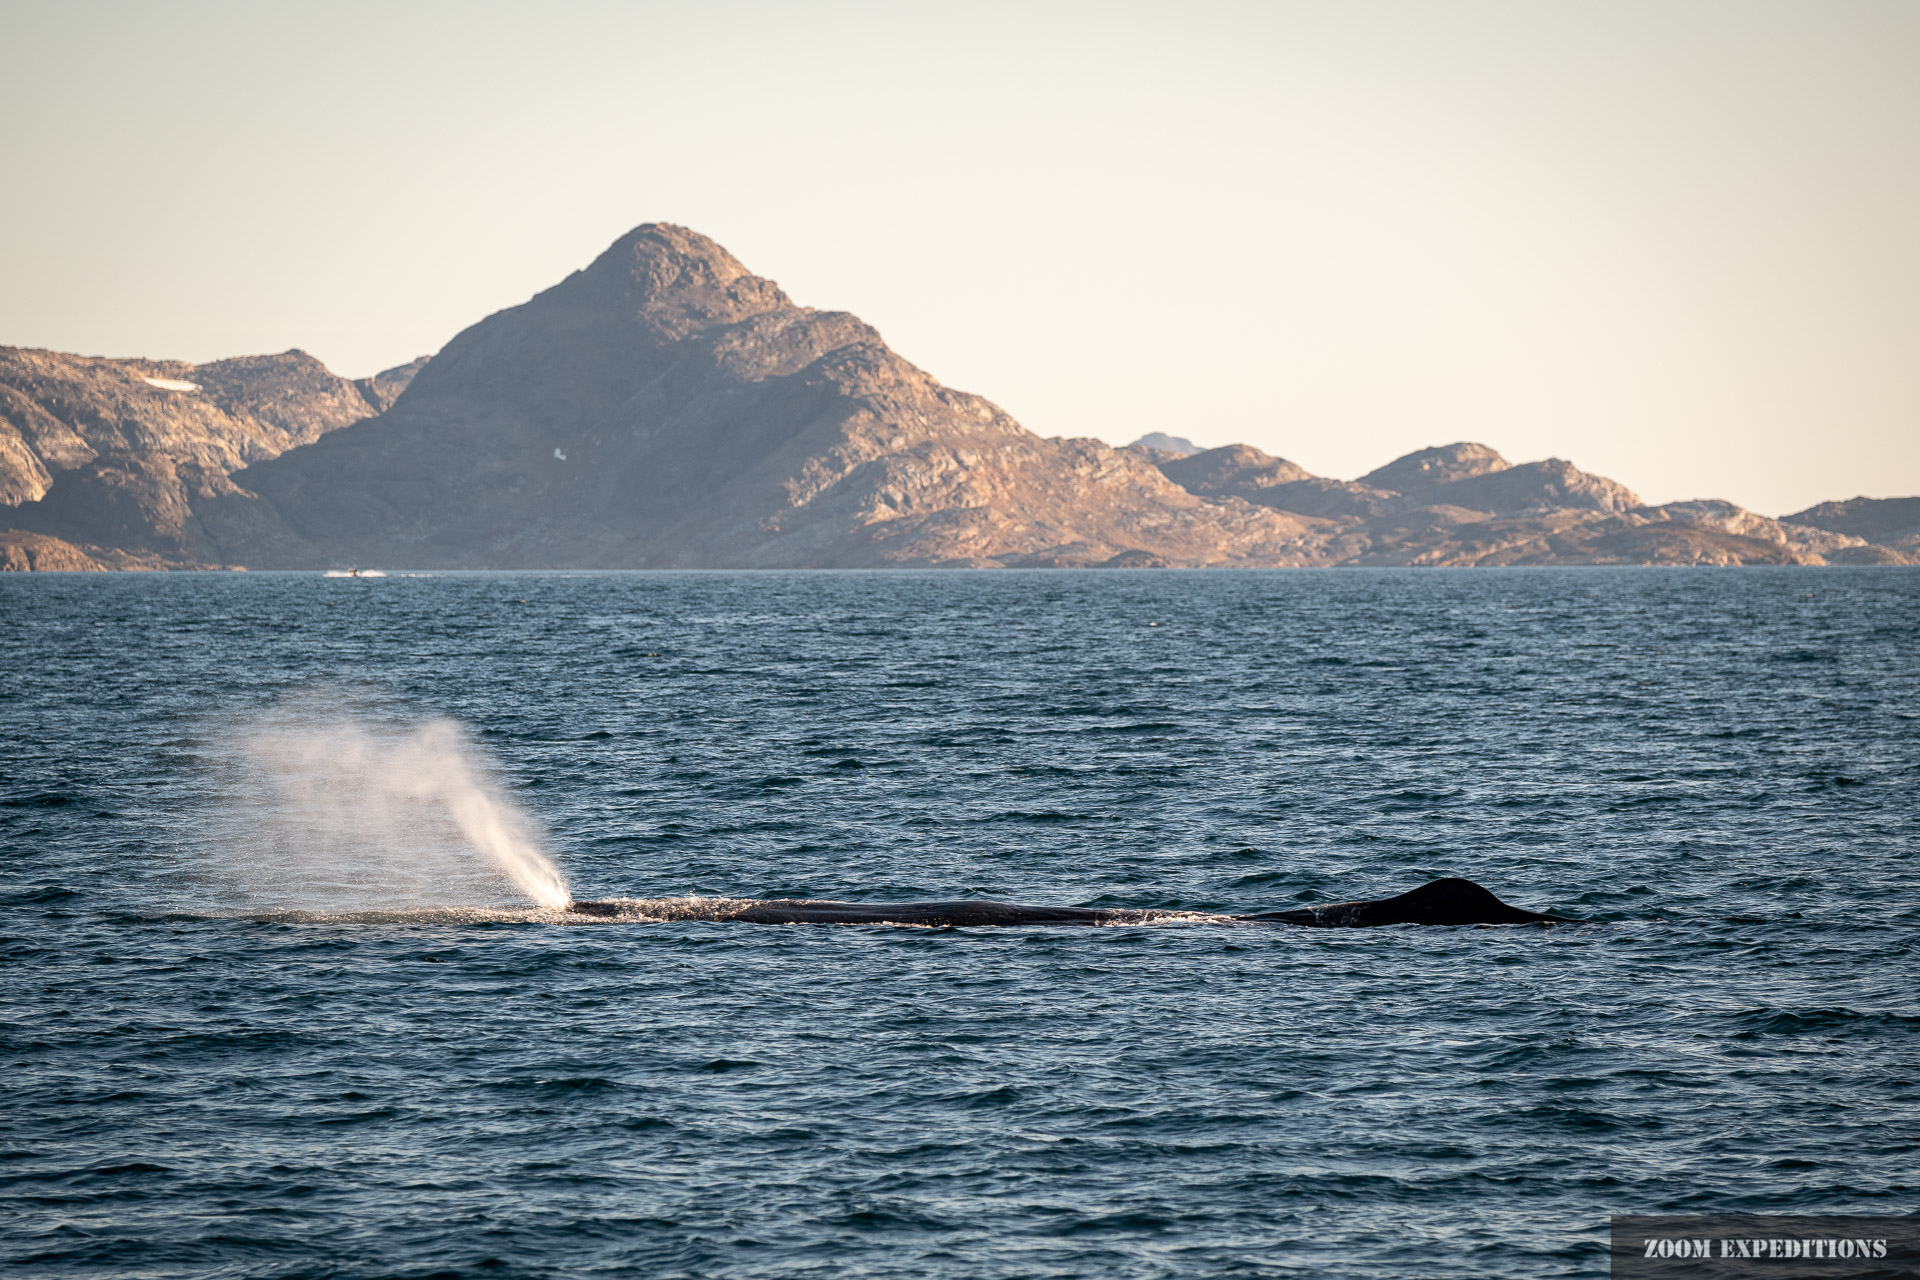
left=1148, top=440, right=1884, bottom=565
left=0, top=346, right=413, bottom=503
left=1357, top=442, right=1511, bottom=494
left=0, top=345, right=424, bottom=566
left=187, top=224, right=1325, bottom=569
left=0, top=529, right=101, bottom=572
left=1, top=225, right=1914, bottom=569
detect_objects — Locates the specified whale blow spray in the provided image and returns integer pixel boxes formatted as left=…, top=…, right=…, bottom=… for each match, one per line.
left=220, top=709, right=571, bottom=911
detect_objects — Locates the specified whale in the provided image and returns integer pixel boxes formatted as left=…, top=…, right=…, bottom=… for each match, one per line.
left=1235, top=877, right=1574, bottom=927
left=565, top=877, right=1574, bottom=928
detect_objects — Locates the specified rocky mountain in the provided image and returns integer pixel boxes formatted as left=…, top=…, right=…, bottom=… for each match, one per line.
left=0, top=346, right=425, bottom=566
left=1159, top=445, right=1313, bottom=501
left=1149, top=441, right=1911, bottom=565
left=1125, top=433, right=1203, bottom=458
left=1783, top=496, right=1920, bottom=554
left=176, top=225, right=1325, bottom=569
left=1357, top=442, right=1510, bottom=494
left=0, top=223, right=1913, bottom=570
left=1420, top=457, right=1641, bottom=516
left=353, top=356, right=431, bottom=413
left=0, top=529, right=102, bottom=572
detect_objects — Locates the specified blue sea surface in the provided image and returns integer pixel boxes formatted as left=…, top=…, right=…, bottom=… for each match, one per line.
left=2, top=569, right=1916, bottom=1278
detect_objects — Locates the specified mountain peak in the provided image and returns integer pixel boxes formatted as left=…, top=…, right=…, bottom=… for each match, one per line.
left=1126, top=433, right=1204, bottom=457
left=1160, top=444, right=1313, bottom=497
left=1359, top=442, right=1510, bottom=492
left=594, top=223, right=754, bottom=288
left=569, top=223, right=790, bottom=332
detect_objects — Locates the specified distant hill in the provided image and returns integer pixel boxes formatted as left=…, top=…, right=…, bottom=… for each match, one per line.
left=1149, top=442, right=1897, bottom=565
left=0, top=347, right=426, bottom=566
left=1783, top=497, right=1920, bottom=553
left=1358, top=442, right=1510, bottom=494
left=0, top=224, right=1912, bottom=570
left=1126, top=433, right=1204, bottom=457
left=0, top=529, right=101, bottom=571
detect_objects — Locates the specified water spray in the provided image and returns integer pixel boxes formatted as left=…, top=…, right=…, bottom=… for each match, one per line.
left=215, top=707, right=571, bottom=911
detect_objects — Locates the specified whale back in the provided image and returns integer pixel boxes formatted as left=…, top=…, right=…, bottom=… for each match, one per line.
left=565, top=878, right=1574, bottom=928
left=1241, top=877, right=1569, bottom=927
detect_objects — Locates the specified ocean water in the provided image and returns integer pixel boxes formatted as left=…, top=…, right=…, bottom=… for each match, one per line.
left=2, top=568, right=1915, bottom=1279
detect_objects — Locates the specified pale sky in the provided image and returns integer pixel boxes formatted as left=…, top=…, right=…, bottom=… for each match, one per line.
left=2, top=0, right=1916, bottom=515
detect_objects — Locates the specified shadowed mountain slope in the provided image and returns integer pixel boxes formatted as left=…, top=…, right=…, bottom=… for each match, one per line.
left=1784, top=496, right=1920, bottom=551
left=1358, top=442, right=1509, bottom=494
left=1432, top=458, right=1641, bottom=515
left=1159, top=445, right=1313, bottom=500
left=1156, top=444, right=1397, bottom=523
left=354, top=356, right=431, bottom=413
left=2, top=225, right=1914, bottom=570
left=189, top=224, right=1322, bottom=569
